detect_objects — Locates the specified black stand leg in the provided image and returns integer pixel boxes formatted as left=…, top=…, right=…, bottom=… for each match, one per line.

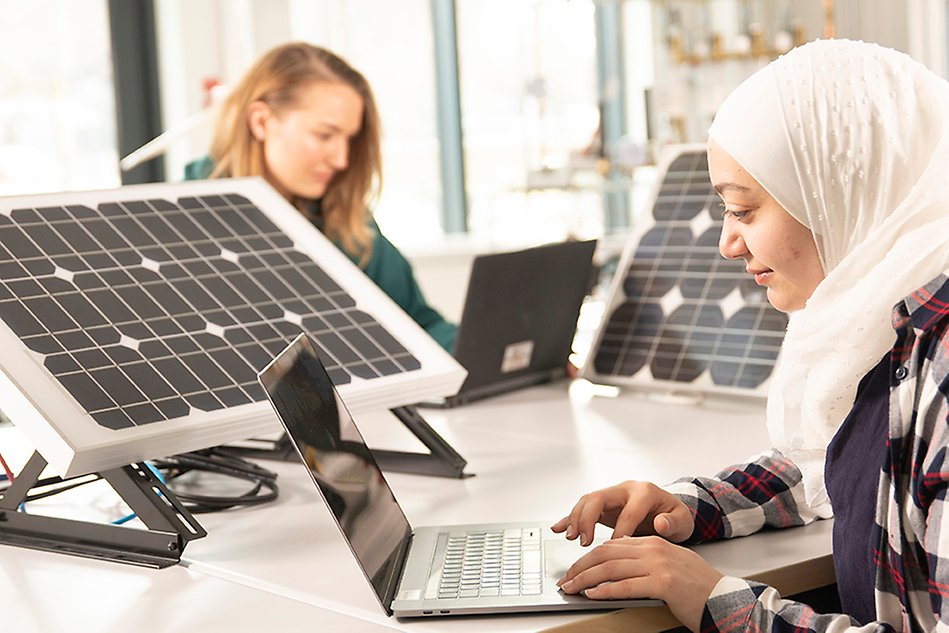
left=224, top=406, right=472, bottom=478
left=370, top=406, right=471, bottom=478
left=0, top=452, right=206, bottom=568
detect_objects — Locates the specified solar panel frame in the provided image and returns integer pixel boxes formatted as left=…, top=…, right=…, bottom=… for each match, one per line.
left=581, top=144, right=787, bottom=399
left=0, top=178, right=466, bottom=477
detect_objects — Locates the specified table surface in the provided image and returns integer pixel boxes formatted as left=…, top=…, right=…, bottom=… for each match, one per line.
left=0, top=379, right=833, bottom=632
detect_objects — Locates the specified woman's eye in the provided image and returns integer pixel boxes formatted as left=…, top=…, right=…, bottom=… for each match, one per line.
left=720, top=205, right=750, bottom=221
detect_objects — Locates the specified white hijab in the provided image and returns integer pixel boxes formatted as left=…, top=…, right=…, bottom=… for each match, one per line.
left=708, top=39, right=949, bottom=509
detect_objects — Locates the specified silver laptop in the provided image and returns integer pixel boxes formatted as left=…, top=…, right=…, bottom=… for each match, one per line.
left=258, top=333, right=661, bottom=617
left=430, top=239, right=597, bottom=408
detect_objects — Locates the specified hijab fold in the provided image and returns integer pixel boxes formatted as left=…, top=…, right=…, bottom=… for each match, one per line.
left=708, top=39, right=949, bottom=509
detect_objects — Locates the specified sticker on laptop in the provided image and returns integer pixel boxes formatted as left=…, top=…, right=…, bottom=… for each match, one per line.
left=501, top=340, right=534, bottom=373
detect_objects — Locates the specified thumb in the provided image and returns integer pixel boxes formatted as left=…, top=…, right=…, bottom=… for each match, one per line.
left=653, top=510, right=692, bottom=542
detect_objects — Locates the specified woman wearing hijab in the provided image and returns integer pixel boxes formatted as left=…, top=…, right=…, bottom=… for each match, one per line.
left=185, top=42, right=457, bottom=352
left=552, top=39, right=949, bottom=631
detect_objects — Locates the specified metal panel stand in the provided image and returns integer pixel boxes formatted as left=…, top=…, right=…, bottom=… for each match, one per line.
left=370, top=406, right=471, bottom=478
left=225, top=406, right=471, bottom=479
left=0, top=452, right=206, bottom=568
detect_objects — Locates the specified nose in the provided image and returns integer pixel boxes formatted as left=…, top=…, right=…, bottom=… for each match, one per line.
left=329, top=137, right=349, bottom=170
left=718, top=221, right=747, bottom=260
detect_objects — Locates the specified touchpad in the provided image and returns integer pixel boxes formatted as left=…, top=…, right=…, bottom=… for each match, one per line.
left=543, top=537, right=593, bottom=579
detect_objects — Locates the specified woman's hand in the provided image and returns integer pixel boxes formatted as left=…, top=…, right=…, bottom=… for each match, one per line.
left=557, top=536, right=723, bottom=632
left=550, top=481, right=694, bottom=546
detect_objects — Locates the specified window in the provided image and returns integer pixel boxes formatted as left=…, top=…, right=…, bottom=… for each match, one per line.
left=0, top=0, right=119, bottom=195
left=155, top=0, right=615, bottom=248
left=456, top=0, right=604, bottom=247
left=288, top=0, right=444, bottom=246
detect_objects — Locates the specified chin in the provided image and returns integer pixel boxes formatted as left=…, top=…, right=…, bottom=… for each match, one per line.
left=766, top=289, right=805, bottom=313
left=292, top=185, right=329, bottom=201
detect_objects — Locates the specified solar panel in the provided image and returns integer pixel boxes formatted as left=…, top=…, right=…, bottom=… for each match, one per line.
left=0, top=178, right=465, bottom=476
left=582, top=145, right=787, bottom=397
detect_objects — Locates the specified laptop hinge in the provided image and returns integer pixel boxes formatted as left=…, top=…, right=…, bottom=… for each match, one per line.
left=453, top=367, right=566, bottom=405
left=383, top=529, right=415, bottom=614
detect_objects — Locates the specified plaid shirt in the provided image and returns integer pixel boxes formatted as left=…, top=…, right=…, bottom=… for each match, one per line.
left=668, top=274, right=949, bottom=632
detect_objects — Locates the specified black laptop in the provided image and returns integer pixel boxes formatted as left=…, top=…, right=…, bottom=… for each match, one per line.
left=432, top=239, right=596, bottom=407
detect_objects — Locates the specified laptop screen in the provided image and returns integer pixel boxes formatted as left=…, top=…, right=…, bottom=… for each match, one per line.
left=258, top=334, right=413, bottom=611
left=452, top=239, right=596, bottom=399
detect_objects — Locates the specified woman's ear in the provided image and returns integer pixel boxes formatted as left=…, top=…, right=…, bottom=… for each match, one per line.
left=246, top=100, right=271, bottom=143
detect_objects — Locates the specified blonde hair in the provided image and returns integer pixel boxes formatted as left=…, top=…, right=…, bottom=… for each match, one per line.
left=209, top=42, right=381, bottom=262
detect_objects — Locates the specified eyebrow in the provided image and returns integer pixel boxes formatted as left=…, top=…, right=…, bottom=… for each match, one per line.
left=713, top=182, right=752, bottom=195
left=315, top=121, right=360, bottom=138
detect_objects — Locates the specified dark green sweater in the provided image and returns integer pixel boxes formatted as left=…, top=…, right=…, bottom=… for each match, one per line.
left=184, top=157, right=457, bottom=352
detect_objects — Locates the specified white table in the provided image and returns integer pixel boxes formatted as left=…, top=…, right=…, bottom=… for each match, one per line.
left=0, top=380, right=833, bottom=632
left=2, top=545, right=383, bottom=633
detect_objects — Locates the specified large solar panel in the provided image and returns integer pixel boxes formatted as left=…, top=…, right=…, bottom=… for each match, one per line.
left=582, top=145, right=787, bottom=397
left=0, top=178, right=465, bottom=476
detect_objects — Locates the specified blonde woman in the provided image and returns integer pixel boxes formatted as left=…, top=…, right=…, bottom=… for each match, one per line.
left=186, top=42, right=456, bottom=351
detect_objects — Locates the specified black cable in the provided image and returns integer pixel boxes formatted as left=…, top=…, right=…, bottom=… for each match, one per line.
left=18, top=473, right=104, bottom=503
left=2, top=448, right=279, bottom=514
left=150, top=447, right=279, bottom=514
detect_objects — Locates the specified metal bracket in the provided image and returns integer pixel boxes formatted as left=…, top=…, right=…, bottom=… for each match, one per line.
left=370, top=406, right=471, bottom=478
left=0, top=452, right=206, bottom=568
left=226, top=406, right=472, bottom=479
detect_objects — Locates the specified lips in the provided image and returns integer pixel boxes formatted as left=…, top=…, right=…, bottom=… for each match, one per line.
left=747, top=268, right=773, bottom=285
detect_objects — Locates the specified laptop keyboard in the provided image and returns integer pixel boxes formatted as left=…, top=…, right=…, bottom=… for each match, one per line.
left=436, top=528, right=543, bottom=599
